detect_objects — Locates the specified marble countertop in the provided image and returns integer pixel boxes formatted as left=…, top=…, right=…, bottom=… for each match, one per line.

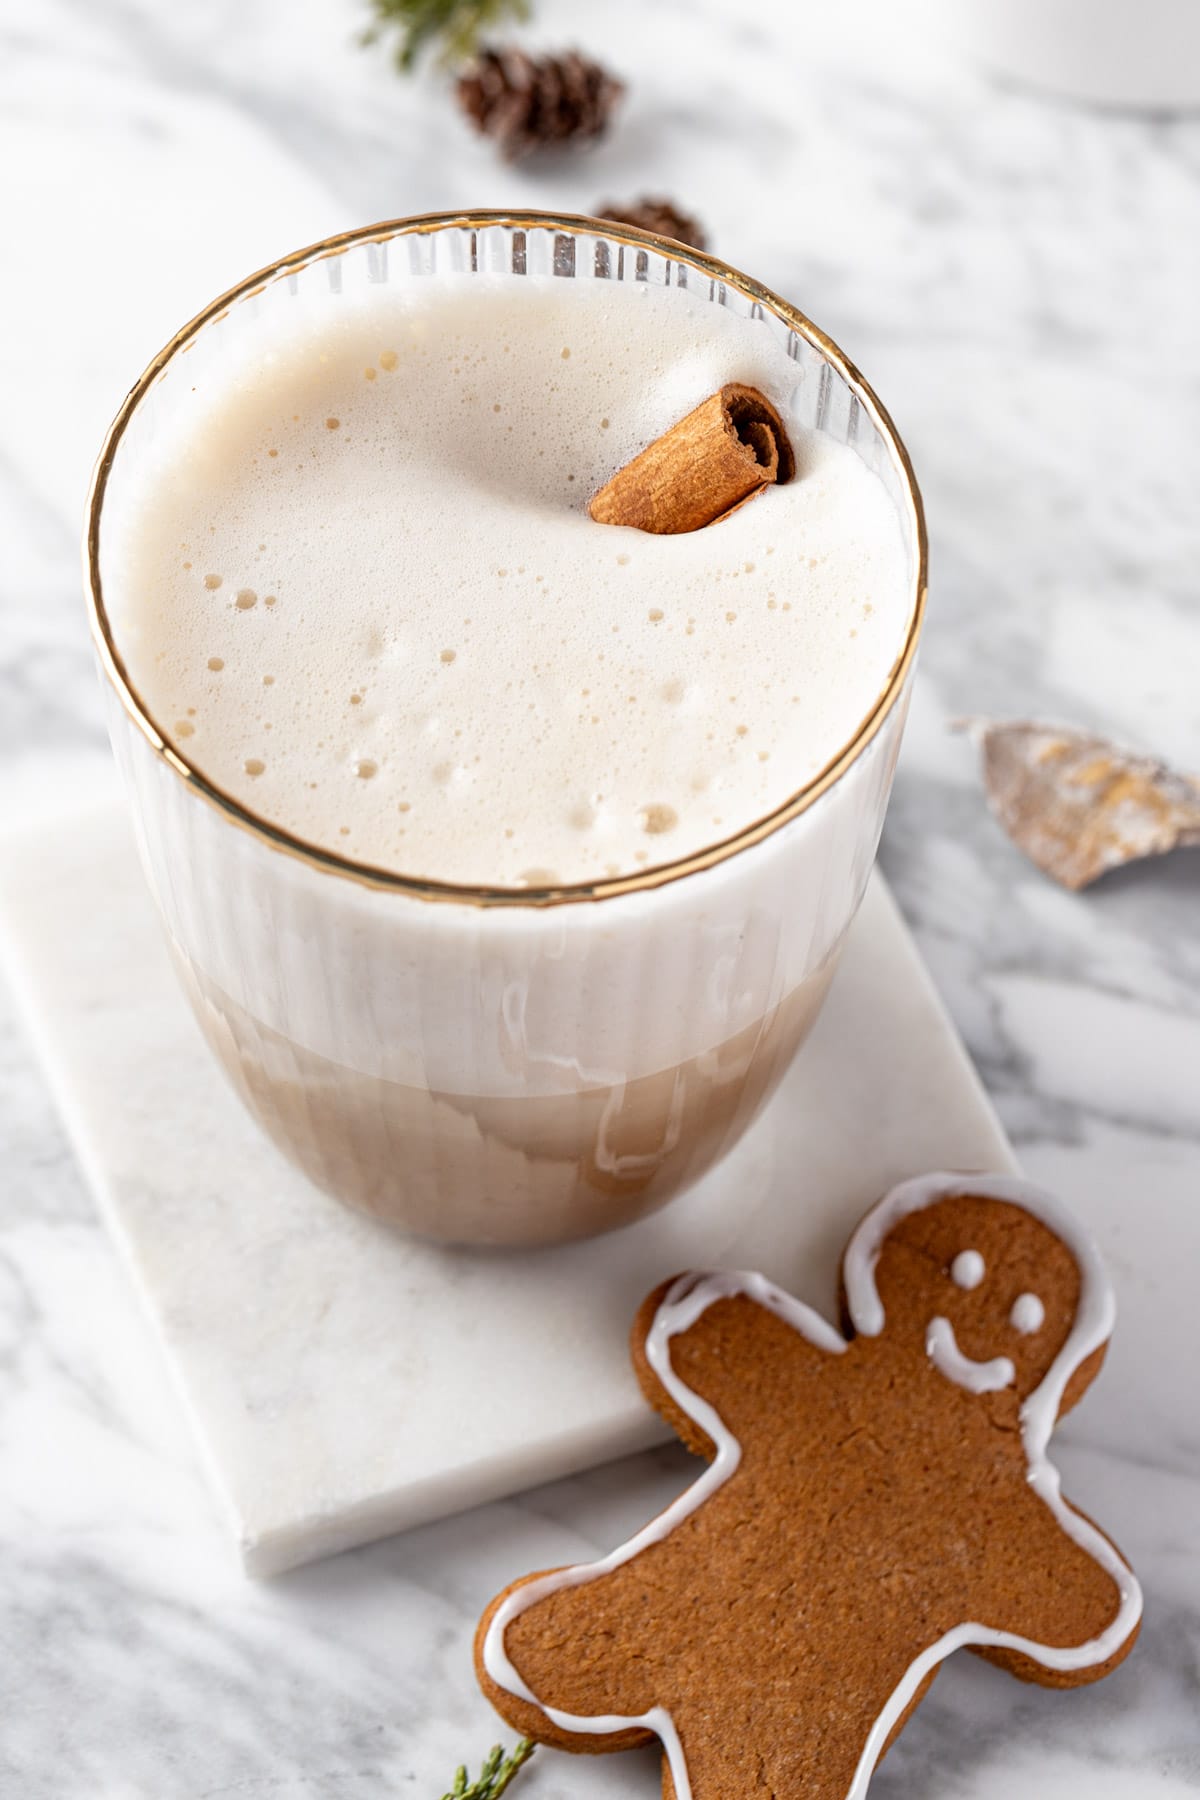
left=2, top=0, right=1198, bottom=1794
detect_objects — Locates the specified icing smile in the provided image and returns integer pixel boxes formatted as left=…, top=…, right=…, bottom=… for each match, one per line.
left=925, top=1316, right=1015, bottom=1393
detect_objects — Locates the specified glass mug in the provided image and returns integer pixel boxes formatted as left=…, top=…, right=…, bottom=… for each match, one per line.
left=86, top=212, right=927, bottom=1247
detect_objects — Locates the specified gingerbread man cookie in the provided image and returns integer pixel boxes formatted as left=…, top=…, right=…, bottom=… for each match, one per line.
left=476, top=1173, right=1141, bottom=1800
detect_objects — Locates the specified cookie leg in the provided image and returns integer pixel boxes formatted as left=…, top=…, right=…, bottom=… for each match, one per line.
left=474, top=1573, right=657, bottom=1755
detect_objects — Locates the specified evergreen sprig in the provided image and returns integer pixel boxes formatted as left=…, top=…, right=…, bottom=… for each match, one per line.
left=362, top=0, right=531, bottom=71
left=439, top=1738, right=536, bottom=1800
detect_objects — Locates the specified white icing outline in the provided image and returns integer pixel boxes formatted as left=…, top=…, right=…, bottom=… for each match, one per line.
left=950, top=1248, right=985, bottom=1290
left=482, top=1174, right=1142, bottom=1800
left=1011, top=1291, right=1046, bottom=1335
left=926, top=1315, right=1014, bottom=1392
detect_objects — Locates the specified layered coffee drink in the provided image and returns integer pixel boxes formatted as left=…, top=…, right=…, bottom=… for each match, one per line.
left=94, top=219, right=921, bottom=1243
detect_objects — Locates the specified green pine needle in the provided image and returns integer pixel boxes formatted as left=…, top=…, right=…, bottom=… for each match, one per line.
left=439, top=1738, right=535, bottom=1800
left=362, top=0, right=531, bottom=72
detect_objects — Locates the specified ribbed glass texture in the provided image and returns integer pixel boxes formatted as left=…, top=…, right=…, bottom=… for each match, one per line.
left=93, top=216, right=922, bottom=1246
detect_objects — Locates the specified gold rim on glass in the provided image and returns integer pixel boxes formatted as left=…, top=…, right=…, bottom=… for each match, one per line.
left=85, top=210, right=928, bottom=909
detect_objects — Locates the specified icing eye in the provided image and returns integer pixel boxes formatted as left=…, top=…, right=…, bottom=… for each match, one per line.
left=1010, top=1292, right=1045, bottom=1334
left=950, top=1250, right=985, bottom=1291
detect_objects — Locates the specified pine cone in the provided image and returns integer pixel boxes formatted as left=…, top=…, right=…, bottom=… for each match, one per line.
left=594, top=197, right=707, bottom=252
left=456, top=46, right=623, bottom=162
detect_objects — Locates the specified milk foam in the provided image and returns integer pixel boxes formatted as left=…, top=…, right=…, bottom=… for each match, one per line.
left=113, top=276, right=910, bottom=886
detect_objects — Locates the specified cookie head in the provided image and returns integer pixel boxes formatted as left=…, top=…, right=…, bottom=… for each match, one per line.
left=853, top=1191, right=1086, bottom=1401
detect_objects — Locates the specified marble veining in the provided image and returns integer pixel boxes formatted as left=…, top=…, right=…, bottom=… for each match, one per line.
left=0, top=792, right=1020, bottom=1578
left=1, top=0, right=1198, bottom=1794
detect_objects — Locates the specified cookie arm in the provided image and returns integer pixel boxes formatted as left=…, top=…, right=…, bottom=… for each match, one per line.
left=968, top=1494, right=1141, bottom=1688
left=631, top=1280, right=720, bottom=1458
left=631, top=1274, right=847, bottom=1461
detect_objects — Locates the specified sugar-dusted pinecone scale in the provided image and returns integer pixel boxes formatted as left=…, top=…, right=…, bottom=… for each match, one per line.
left=456, top=46, right=623, bottom=161
left=594, top=197, right=707, bottom=252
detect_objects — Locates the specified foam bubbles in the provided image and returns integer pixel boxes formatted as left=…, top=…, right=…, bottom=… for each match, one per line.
left=640, top=803, right=679, bottom=836
left=116, top=275, right=909, bottom=885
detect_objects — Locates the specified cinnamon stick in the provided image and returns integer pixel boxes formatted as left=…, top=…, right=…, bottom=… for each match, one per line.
left=589, top=383, right=795, bottom=535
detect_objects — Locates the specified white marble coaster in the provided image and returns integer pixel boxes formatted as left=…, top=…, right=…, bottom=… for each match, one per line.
left=0, top=775, right=1015, bottom=1576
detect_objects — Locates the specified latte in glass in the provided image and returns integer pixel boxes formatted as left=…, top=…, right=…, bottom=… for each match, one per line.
left=89, top=216, right=925, bottom=1245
